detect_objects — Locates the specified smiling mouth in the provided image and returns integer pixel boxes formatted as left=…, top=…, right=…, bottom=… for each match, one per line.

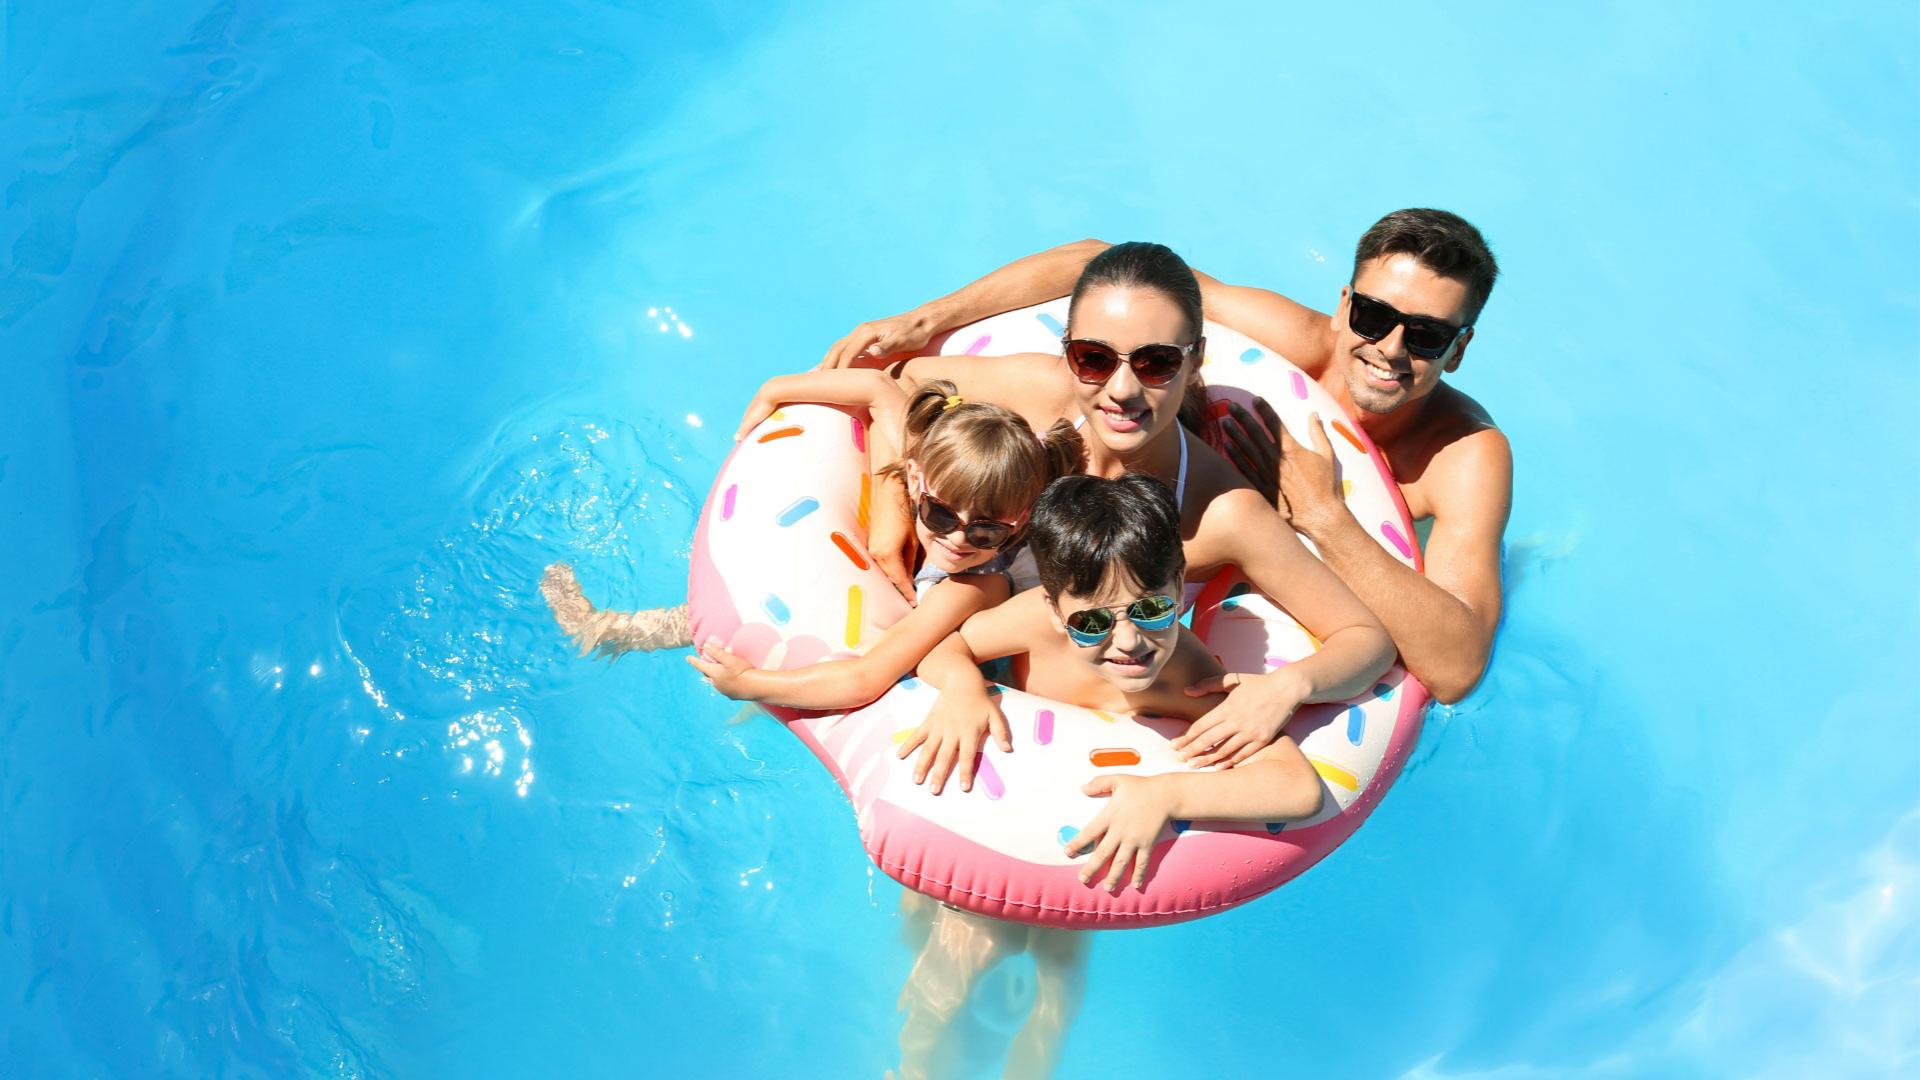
left=1101, top=649, right=1155, bottom=675
left=1357, top=355, right=1407, bottom=387
left=1098, top=402, right=1149, bottom=430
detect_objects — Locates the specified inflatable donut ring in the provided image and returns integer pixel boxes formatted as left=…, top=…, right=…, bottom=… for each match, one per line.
left=687, top=299, right=1428, bottom=929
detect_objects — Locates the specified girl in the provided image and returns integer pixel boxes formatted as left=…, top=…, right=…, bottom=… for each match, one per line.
left=542, top=368, right=1084, bottom=793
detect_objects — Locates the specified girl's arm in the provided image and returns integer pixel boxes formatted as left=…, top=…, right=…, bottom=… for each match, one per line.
left=1068, top=738, right=1323, bottom=893
left=1172, top=488, right=1394, bottom=768
left=686, top=573, right=1007, bottom=710
left=733, top=368, right=909, bottom=444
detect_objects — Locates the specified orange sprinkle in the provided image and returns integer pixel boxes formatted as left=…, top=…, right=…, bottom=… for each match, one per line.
left=757, top=426, right=804, bottom=443
left=1331, top=420, right=1366, bottom=453
left=857, top=474, right=871, bottom=532
left=830, top=532, right=869, bottom=570
left=1089, top=748, right=1141, bottom=767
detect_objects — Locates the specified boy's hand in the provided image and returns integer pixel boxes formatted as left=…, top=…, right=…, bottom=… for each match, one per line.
left=895, top=688, right=1011, bottom=795
left=1175, top=670, right=1306, bottom=768
left=1065, top=775, right=1174, bottom=893
left=686, top=639, right=757, bottom=700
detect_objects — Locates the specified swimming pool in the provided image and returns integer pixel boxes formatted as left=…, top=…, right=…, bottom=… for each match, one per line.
left=3, top=1, right=1915, bottom=1075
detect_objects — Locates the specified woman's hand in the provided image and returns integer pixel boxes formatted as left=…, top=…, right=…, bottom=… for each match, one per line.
left=734, top=386, right=784, bottom=441
left=820, top=310, right=940, bottom=370
left=1174, top=670, right=1307, bottom=768
left=895, top=685, right=1011, bottom=795
left=1065, top=775, right=1175, bottom=893
left=865, top=471, right=920, bottom=604
left=686, top=639, right=759, bottom=700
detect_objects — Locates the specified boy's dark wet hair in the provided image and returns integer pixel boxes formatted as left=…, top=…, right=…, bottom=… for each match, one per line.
left=1028, top=473, right=1186, bottom=599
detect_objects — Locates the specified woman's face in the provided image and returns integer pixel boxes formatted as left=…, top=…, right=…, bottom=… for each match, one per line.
left=1064, top=284, right=1197, bottom=457
left=908, top=464, right=1006, bottom=575
left=1047, top=573, right=1184, bottom=694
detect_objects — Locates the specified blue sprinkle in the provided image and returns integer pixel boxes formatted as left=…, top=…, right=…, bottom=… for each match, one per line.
left=1035, top=311, right=1065, bottom=336
left=1220, top=597, right=1240, bottom=610
left=762, top=594, right=790, bottom=625
left=1058, top=826, right=1078, bottom=848
left=1374, top=683, right=1394, bottom=700
left=775, top=497, right=820, bottom=526
left=1345, top=704, right=1365, bottom=745
left=1239, top=347, right=1264, bottom=363
left=1171, top=820, right=1192, bottom=835
left=897, top=676, right=919, bottom=689
left=1265, top=822, right=1286, bottom=835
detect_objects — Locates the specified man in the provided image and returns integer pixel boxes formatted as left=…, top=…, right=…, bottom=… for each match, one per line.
left=824, top=209, right=1509, bottom=704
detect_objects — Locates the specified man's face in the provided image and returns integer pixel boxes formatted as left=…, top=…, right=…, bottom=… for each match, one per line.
left=1333, top=253, right=1476, bottom=415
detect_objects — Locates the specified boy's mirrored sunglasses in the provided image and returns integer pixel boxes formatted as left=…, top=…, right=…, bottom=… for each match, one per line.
left=1063, top=593, right=1180, bottom=647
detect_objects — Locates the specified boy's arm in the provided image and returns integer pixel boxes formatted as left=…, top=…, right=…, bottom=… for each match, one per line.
left=733, top=368, right=909, bottom=442
left=1068, top=738, right=1323, bottom=893
left=900, top=596, right=1034, bottom=794
left=686, top=575, right=1005, bottom=709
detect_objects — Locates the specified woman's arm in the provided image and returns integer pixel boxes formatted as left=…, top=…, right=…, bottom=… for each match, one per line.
left=1068, top=738, right=1322, bottom=893
left=820, top=240, right=1112, bottom=369
left=734, top=368, right=909, bottom=442
left=1173, top=489, right=1394, bottom=767
left=686, top=574, right=1007, bottom=709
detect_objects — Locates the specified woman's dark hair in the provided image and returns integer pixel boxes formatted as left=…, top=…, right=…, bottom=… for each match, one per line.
left=1067, top=241, right=1204, bottom=341
left=1353, top=209, right=1500, bottom=322
left=1028, top=473, right=1186, bottom=599
left=1066, top=241, right=1215, bottom=440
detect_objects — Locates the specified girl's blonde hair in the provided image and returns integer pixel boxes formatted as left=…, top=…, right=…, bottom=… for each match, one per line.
left=882, top=379, right=1085, bottom=524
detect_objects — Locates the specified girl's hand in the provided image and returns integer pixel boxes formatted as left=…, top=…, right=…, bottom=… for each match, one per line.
left=686, top=639, right=757, bottom=700
left=1065, top=775, right=1175, bottom=893
left=1175, top=670, right=1306, bottom=769
left=895, top=686, right=1011, bottom=795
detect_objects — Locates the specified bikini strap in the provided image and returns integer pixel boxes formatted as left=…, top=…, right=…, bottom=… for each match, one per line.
left=1174, top=426, right=1189, bottom=509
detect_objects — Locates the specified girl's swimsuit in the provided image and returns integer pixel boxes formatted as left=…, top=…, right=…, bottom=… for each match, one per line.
left=913, top=547, right=1018, bottom=600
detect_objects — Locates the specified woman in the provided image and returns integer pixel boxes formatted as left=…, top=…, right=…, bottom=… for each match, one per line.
left=882, top=242, right=1393, bottom=769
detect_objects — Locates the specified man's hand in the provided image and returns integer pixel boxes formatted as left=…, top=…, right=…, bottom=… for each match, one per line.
left=1176, top=670, right=1307, bottom=768
left=865, top=471, right=919, bottom=604
left=1220, top=399, right=1282, bottom=507
left=686, top=639, right=758, bottom=700
left=894, top=686, right=1012, bottom=795
left=1065, top=775, right=1175, bottom=893
left=821, top=311, right=940, bottom=370
left=1274, top=412, right=1348, bottom=539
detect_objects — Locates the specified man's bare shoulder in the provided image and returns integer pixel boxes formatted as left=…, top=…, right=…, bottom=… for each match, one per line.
left=1418, top=385, right=1512, bottom=510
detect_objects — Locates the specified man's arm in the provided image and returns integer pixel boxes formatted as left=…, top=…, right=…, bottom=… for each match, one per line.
left=1188, top=270, right=1332, bottom=373
left=1281, top=420, right=1511, bottom=704
left=821, top=240, right=1111, bottom=368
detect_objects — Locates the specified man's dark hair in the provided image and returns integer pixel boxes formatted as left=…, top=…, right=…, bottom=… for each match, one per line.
left=1354, top=209, right=1500, bottom=323
left=1028, top=473, right=1185, bottom=598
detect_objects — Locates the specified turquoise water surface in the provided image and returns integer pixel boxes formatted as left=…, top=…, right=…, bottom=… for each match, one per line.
left=3, top=2, right=1917, bottom=1076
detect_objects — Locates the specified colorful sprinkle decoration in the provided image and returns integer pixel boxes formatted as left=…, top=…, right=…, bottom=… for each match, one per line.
left=1058, top=826, right=1079, bottom=848
left=844, top=585, right=863, bottom=648
left=1331, top=419, right=1366, bottom=453
left=720, top=484, right=737, bottom=520
left=1240, top=347, right=1263, bottom=364
left=830, top=532, right=869, bottom=570
left=1090, top=748, right=1141, bottom=767
left=757, top=426, right=804, bottom=443
left=1290, top=371, right=1309, bottom=400
left=1344, top=704, right=1365, bottom=746
left=965, top=334, right=991, bottom=355
left=1033, top=708, right=1055, bottom=746
left=1036, top=311, right=1065, bottom=336
left=850, top=416, right=865, bottom=452
left=761, top=594, right=791, bottom=625
left=1380, top=521, right=1415, bottom=559
left=974, top=754, right=1005, bottom=800
left=776, top=497, right=819, bottom=526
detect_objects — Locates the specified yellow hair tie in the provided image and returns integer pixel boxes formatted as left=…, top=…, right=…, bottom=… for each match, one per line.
left=942, top=394, right=963, bottom=411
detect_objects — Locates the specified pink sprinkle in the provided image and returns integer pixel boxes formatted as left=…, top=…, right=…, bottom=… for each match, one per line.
left=850, top=415, right=865, bottom=453
left=1265, top=656, right=1293, bottom=669
left=974, top=753, right=1005, bottom=800
left=1380, top=521, right=1414, bottom=559
left=1290, top=371, right=1309, bottom=400
left=1033, top=708, right=1054, bottom=746
left=965, top=334, right=991, bottom=355
left=721, top=484, right=737, bottom=520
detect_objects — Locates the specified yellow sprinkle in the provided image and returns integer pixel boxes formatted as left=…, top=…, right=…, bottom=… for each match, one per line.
left=770, top=409, right=786, bottom=420
left=1340, top=479, right=1354, bottom=498
left=845, top=585, right=863, bottom=648
left=1092, top=710, right=1117, bottom=723
left=1308, top=757, right=1358, bottom=791
left=891, top=727, right=920, bottom=745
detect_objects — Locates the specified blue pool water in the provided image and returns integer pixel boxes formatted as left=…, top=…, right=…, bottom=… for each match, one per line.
left=4, top=3, right=1916, bottom=1076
